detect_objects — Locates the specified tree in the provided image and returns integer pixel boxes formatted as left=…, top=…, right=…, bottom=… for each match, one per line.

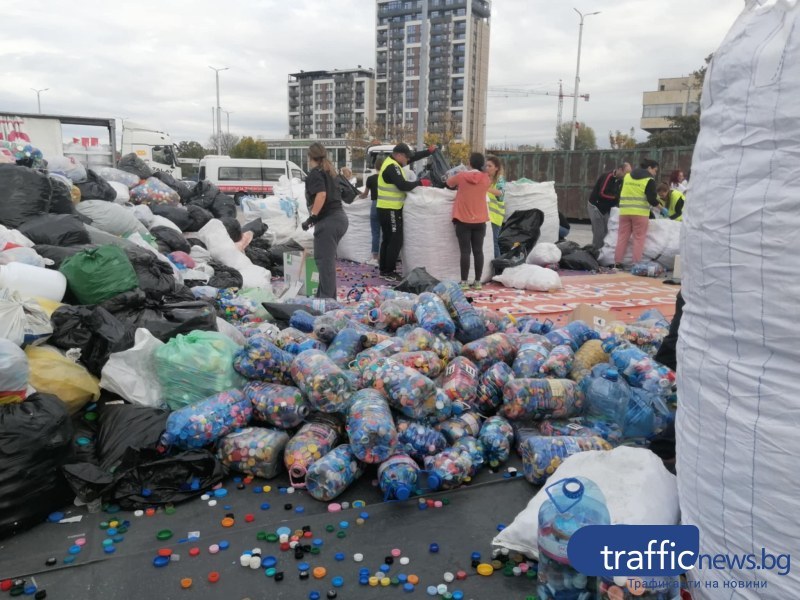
left=609, top=128, right=637, bottom=149
left=208, top=133, right=240, bottom=155
left=176, top=140, right=208, bottom=159
left=230, top=136, right=268, bottom=159
left=424, top=113, right=470, bottom=165
left=555, top=122, right=597, bottom=150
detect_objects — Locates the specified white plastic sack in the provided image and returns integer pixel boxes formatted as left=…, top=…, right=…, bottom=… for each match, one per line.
left=75, top=200, right=149, bottom=238
left=0, top=247, right=47, bottom=268
left=598, top=208, right=681, bottom=268
left=132, top=204, right=154, bottom=228
left=492, top=446, right=679, bottom=559
left=503, top=180, right=559, bottom=244
left=0, top=224, right=34, bottom=248
left=215, top=317, right=247, bottom=346
left=337, top=198, right=373, bottom=263
left=526, top=242, right=561, bottom=266
left=46, top=155, right=87, bottom=183
left=0, top=290, right=52, bottom=347
left=242, top=194, right=314, bottom=250
left=100, top=328, right=165, bottom=408
left=402, top=187, right=494, bottom=282
left=197, top=219, right=272, bottom=290
left=149, top=214, right=182, bottom=233
left=492, top=264, right=562, bottom=292
left=109, top=181, right=130, bottom=204
left=678, top=3, right=800, bottom=596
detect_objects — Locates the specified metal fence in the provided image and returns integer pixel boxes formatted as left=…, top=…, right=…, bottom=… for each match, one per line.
left=493, top=146, right=695, bottom=220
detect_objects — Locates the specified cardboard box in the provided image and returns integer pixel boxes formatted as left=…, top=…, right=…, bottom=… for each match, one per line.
left=282, top=251, right=318, bottom=299
left=569, top=303, right=615, bottom=329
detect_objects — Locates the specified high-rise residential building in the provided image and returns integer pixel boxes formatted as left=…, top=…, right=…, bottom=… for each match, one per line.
left=288, top=68, right=376, bottom=139
left=375, top=0, right=491, bottom=150
left=641, top=75, right=702, bottom=133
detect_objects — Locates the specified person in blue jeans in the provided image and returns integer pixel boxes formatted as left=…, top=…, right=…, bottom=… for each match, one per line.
left=359, top=156, right=384, bottom=266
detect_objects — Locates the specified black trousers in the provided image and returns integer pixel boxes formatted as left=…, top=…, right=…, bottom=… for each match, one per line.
left=313, top=211, right=348, bottom=298
left=453, top=220, right=486, bottom=282
left=378, top=207, right=403, bottom=274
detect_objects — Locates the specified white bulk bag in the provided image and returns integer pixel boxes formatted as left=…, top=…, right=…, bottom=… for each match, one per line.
left=401, top=187, right=494, bottom=283
left=197, top=219, right=272, bottom=291
left=491, top=263, right=562, bottom=292
left=337, top=198, right=373, bottom=264
left=598, top=207, right=681, bottom=269
left=678, top=2, right=800, bottom=596
left=503, top=180, right=559, bottom=244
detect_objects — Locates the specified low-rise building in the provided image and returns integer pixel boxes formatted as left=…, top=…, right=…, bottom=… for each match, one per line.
left=641, top=75, right=702, bottom=133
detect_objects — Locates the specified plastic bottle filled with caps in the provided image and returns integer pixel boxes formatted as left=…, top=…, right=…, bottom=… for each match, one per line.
left=424, top=446, right=474, bottom=490
left=439, top=356, right=480, bottom=406
left=233, top=334, right=295, bottom=384
left=474, top=362, right=514, bottom=415
left=370, top=298, right=417, bottom=331
left=290, top=350, right=354, bottom=413
left=460, top=332, right=517, bottom=372
left=218, top=427, right=290, bottom=479
left=512, top=337, right=552, bottom=378
left=436, top=411, right=482, bottom=445
left=478, top=416, right=515, bottom=467
left=520, top=436, right=611, bottom=485
left=244, top=381, right=310, bottom=429
left=539, top=344, right=576, bottom=379
left=432, top=280, right=486, bottom=343
left=305, top=444, right=362, bottom=502
left=451, top=435, right=485, bottom=477
left=413, top=292, right=456, bottom=338
left=396, top=418, right=448, bottom=461
left=501, top=379, right=585, bottom=421
left=284, top=413, right=344, bottom=488
left=377, top=453, right=420, bottom=501
left=545, top=320, right=599, bottom=351
left=326, top=328, right=365, bottom=369
left=345, top=388, right=398, bottom=464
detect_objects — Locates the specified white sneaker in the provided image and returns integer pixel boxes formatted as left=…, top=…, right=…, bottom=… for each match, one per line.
left=366, top=258, right=379, bottom=267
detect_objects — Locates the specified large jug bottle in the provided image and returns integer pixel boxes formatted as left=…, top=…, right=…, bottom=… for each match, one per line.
left=284, top=413, right=343, bottom=488
left=584, top=367, right=631, bottom=425
left=377, top=453, right=420, bottom=501
left=345, top=388, right=397, bottom=464
left=538, top=477, right=610, bottom=600
left=305, top=444, right=362, bottom=501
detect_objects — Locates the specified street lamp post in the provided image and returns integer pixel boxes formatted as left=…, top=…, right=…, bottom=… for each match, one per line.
left=569, top=9, right=600, bottom=151
left=31, top=88, right=49, bottom=114
left=209, top=66, right=229, bottom=154
left=223, top=110, right=233, bottom=134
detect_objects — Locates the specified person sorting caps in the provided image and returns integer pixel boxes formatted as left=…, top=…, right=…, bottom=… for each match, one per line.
left=613, top=158, right=660, bottom=268
left=376, top=142, right=436, bottom=281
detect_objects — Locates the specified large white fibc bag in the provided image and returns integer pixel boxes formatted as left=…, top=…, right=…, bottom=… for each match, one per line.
left=502, top=180, right=559, bottom=244
left=493, top=447, right=679, bottom=560
left=197, top=219, right=272, bottom=291
left=241, top=176, right=313, bottom=250
left=678, top=3, right=800, bottom=597
left=337, top=198, right=373, bottom=263
left=401, top=187, right=494, bottom=283
left=598, top=208, right=681, bottom=269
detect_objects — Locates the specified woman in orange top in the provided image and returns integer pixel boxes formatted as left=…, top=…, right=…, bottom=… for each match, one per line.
left=446, top=152, right=491, bottom=290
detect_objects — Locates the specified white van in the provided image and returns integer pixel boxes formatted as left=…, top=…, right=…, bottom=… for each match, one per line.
left=198, top=157, right=306, bottom=200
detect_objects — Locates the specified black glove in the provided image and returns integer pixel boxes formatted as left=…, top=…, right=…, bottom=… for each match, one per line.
left=301, top=214, right=318, bottom=231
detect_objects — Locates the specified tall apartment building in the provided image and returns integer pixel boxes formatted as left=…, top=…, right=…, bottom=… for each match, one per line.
left=641, top=75, right=702, bottom=133
left=375, top=0, right=491, bottom=150
left=288, top=68, right=376, bottom=139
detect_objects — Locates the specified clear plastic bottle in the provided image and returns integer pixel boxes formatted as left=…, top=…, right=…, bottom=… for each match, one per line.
left=390, top=351, right=445, bottom=378
left=290, top=349, right=354, bottom=413
left=513, top=338, right=552, bottom=377
left=346, top=388, right=398, bottom=464
left=584, top=367, right=631, bottom=425
left=478, top=416, right=515, bottom=468
left=537, top=477, right=610, bottom=600
left=305, top=444, right=362, bottom=501
left=630, top=261, right=666, bottom=278
left=516, top=316, right=554, bottom=335
left=244, top=381, right=310, bottom=429
left=537, top=417, right=623, bottom=446
left=424, top=446, right=474, bottom=490
left=312, top=313, right=345, bottom=343
left=284, top=413, right=344, bottom=488
left=474, top=362, right=514, bottom=416
left=502, top=379, right=585, bottom=421
left=603, top=339, right=675, bottom=398
left=540, top=344, right=575, bottom=379
left=545, top=320, right=599, bottom=351
left=369, top=298, right=416, bottom=331
left=436, top=411, right=482, bottom=445
left=452, top=435, right=486, bottom=477
left=520, top=436, right=611, bottom=485
left=378, top=453, right=420, bottom=501
left=378, top=288, right=418, bottom=302
left=396, top=418, right=448, bottom=461
left=432, top=280, right=486, bottom=342
left=460, top=332, right=517, bottom=372
left=275, top=327, right=326, bottom=354
left=326, top=328, right=365, bottom=368
left=233, top=334, right=295, bottom=384
left=413, top=292, right=456, bottom=338
left=288, top=309, right=317, bottom=333
left=352, top=337, right=405, bottom=372
left=360, top=357, right=440, bottom=421
left=218, top=427, right=290, bottom=479
left=439, top=356, right=480, bottom=406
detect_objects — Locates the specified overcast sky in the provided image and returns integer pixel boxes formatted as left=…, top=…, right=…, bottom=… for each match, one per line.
left=1, top=1, right=744, bottom=149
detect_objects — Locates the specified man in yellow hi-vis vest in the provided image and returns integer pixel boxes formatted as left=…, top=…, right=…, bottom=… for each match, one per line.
left=613, top=158, right=660, bottom=267
left=376, top=142, right=436, bottom=280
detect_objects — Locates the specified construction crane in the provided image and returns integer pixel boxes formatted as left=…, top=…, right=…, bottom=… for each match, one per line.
left=488, top=80, right=590, bottom=130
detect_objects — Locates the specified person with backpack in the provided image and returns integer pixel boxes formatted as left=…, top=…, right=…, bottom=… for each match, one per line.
left=301, top=142, right=349, bottom=298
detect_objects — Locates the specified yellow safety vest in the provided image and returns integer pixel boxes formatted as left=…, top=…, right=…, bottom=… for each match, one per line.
left=619, top=173, right=653, bottom=217
left=376, top=156, right=407, bottom=210
left=488, top=177, right=505, bottom=226
left=668, top=190, right=685, bottom=222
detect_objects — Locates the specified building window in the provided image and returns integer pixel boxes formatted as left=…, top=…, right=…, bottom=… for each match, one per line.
left=642, top=102, right=699, bottom=118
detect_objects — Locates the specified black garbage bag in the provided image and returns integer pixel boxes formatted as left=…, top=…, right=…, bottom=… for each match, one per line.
left=498, top=208, right=544, bottom=256
left=150, top=225, right=192, bottom=255
left=262, top=302, right=322, bottom=329
left=49, top=306, right=136, bottom=377
left=187, top=181, right=237, bottom=219
left=555, top=239, right=581, bottom=257
left=75, top=169, right=117, bottom=201
left=48, top=175, right=76, bottom=215
left=118, top=153, right=153, bottom=179
left=245, top=244, right=272, bottom=269
left=101, top=289, right=217, bottom=342
left=18, top=214, right=91, bottom=246
left=221, top=217, right=243, bottom=242
left=394, top=267, right=440, bottom=294
left=151, top=171, right=192, bottom=202
left=242, top=218, right=268, bottom=239
left=97, top=404, right=169, bottom=471
left=0, top=393, right=74, bottom=539
left=492, top=247, right=529, bottom=275
left=185, top=237, right=207, bottom=250
left=151, top=204, right=192, bottom=231
left=581, top=244, right=600, bottom=260
left=210, top=194, right=237, bottom=219
left=185, top=204, right=213, bottom=232
left=34, top=244, right=97, bottom=269
left=124, top=249, right=179, bottom=299
left=267, top=239, right=304, bottom=277
left=559, top=249, right=601, bottom=272
left=71, top=406, right=101, bottom=467
left=0, top=164, right=52, bottom=228
left=207, top=259, right=243, bottom=289
left=419, top=149, right=452, bottom=188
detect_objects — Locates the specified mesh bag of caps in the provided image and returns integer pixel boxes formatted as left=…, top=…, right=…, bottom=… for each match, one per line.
left=148, top=274, right=676, bottom=506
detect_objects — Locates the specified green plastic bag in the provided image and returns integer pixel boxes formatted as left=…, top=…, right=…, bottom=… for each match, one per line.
left=154, top=330, right=244, bottom=410
left=59, top=245, right=139, bottom=305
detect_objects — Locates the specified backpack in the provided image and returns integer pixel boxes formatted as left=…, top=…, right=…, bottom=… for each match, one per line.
left=336, top=174, right=359, bottom=204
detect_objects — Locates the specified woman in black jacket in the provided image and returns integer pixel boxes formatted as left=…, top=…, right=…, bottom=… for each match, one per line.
left=301, top=142, right=349, bottom=298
